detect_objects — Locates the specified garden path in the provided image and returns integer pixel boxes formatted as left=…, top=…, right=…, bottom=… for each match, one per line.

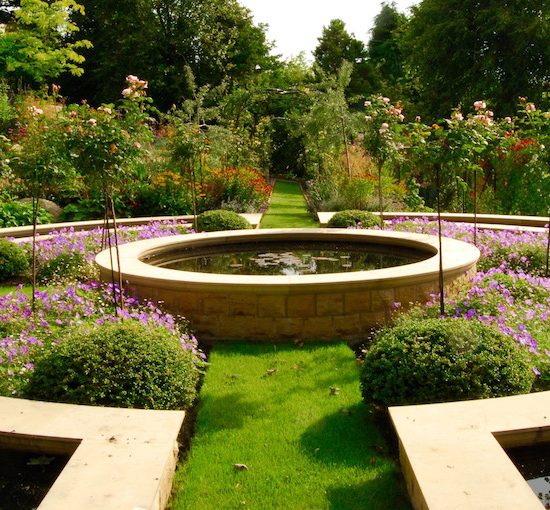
left=259, top=180, right=319, bottom=228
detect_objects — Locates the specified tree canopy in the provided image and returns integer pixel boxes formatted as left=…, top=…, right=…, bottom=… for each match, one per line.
left=313, top=18, right=377, bottom=98
left=61, top=0, right=273, bottom=108
left=404, top=0, right=550, bottom=118
left=0, top=0, right=91, bottom=85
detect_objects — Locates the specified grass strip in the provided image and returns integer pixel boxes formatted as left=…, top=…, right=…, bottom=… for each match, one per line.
left=260, top=180, right=319, bottom=228
left=170, top=343, right=410, bottom=510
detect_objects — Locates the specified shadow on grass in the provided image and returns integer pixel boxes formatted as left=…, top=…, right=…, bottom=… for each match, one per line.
left=326, top=476, right=412, bottom=510
left=300, top=403, right=391, bottom=467
left=301, top=403, right=412, bottom=509
left=196, top=391, right=261, bottom=433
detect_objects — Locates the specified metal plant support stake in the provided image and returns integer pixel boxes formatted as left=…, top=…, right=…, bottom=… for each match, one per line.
left=473, top=168, right=478, bottom=246
left=545, top=210, right=550, bottom=276
left=436, top=164, right=445, bottom=316
left=378, top=163, right=384, bottom=230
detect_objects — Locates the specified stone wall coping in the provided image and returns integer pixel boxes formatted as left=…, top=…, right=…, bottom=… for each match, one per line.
left=95, top=228, right=479, bottom=294
left=390, top=391, right=550, bottom=510
left=0, top=396, right=185, bottom=510
left=317, top=211, right=550, bottom=229
left=0, top=213, right=262, bottom=239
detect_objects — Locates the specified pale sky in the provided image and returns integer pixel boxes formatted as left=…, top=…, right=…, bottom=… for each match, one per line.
left=239, top=0, right=418, bottom=61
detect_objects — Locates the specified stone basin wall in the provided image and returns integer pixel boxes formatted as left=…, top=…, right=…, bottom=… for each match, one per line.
left=96, top=229, right=480, bottom=343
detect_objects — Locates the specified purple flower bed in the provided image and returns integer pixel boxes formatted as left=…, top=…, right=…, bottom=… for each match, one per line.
left=386, top=217, right=550, bottom=388
left=0, top=281, right=203, bottom=396
left=1, top=220, right=203, bottom=397
left=15, top=219, right=191, bottom=283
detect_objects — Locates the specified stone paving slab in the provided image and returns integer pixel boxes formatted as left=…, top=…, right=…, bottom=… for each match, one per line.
left=317, top=211, right=549, bottom=231
left=0, top=213, right=262, bottom=239
left=390, top=391, right=550, bottom=510
left=0, top=396, right=185, bottom=510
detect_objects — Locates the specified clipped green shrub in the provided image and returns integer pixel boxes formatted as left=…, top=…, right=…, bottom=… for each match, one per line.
left=360, top=318, right=534, bottom=407
left=327, top=210, right=379, bottom=228
left=36, top=252, right=97, bottom=284
left=24, top=320, right=199, bottom=410
left=0, top=238, right=29, bottom=281
left=197, top=209, right=251, bottom=232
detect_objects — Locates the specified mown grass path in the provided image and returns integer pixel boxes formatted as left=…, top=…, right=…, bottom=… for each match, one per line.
left=170, top=180, right=410, bottom=509
left=170, top=343, right=410, bottom=510
left=260, top=180, right=319, bottom=228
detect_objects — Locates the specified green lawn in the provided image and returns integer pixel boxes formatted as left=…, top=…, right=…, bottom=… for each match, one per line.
left=0, top=284, right=38, bottom=297
left=260, top=180, right=319, bottom=228
left=170, top=343, right=410, bottom=510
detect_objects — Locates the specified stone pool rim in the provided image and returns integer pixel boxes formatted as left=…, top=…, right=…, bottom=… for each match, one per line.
left=95, top=228, right=480, bottom=293
left=96, top=228, right=479, bottom=341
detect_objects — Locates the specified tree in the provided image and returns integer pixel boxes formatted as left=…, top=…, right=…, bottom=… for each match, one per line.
left=404, top=0, right=550, bottom=120
left=367, top=3, right=407, bottom=93
left=313, top=18, right=377, bottom=98
left=62, top=0, right=272, bottom=108
left=0, top=0, right=91, bottom=86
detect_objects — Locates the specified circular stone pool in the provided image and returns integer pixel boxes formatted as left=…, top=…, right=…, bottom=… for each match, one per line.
left=147, top=240, right=430, bottom=276
left=95, top=228, right=480, bottom=342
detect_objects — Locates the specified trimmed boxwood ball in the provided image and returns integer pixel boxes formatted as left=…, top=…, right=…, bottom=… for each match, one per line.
left=327, top=210, right=378, bottom=228
left=197, top=209, right=251, bottom=232
left=360, top=318, right=534, bottom=407
left=24, top=320, right=199, bottom=410
left=0, top=238, right=29, bottom=282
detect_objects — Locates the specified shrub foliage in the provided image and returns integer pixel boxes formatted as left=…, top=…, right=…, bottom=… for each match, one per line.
left=360, top=318, right=534, bottom=407
left=327, top=210, right=379, bottom=228
left=0, top=238, right=29, bottom=281
left=197, top=209, right=251, bottom=232
left=24, top=320, right=199, bottom=410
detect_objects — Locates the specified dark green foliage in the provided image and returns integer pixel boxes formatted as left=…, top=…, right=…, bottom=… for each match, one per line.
left=24, top=320, right=199, bottom=410
left=403, top=0, right=550, bottom=118
left=0, top=201, right=53, bottom=227
left=360, top=318, right=534, bottom=407
left=327, top=210, right=378, bottom=228
left=63, top=0, right=273, bottom=108
left=367, top=3, right=407, bottom=94
left=313, top=19, right=377, bottom=97
left=197, top=209, right=251, bottom=232
left=0, top=238, right=28, bottom=281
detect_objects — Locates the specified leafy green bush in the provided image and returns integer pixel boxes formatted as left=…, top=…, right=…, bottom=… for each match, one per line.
left=327, top=210, right=379, bottom=228
left=197, top=209, right=251, bottom=232
left=360, top=318, right=534, bottom=407
left=0, top=238, right=29, bottom=281
left=36, top=252, right=97, bottom=284
left=477, top=242, right=548, bottom=277
left=24, top=320, right=199, bottom=410
left=0, top=201, right=53, bottom=227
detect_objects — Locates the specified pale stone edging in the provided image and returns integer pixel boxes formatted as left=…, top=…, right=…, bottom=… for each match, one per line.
left=317, top=211, right=550, bottom=231
left=0, top=396, right=185, bottom=510
left=390, top=391, right=550, bottom=510
left=0, top=213, right=263, bottom=239
left=95, top=228, right=479, bottom=341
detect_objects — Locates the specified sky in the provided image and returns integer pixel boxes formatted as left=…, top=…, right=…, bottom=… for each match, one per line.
left=239, top=0, right=419, bottom=62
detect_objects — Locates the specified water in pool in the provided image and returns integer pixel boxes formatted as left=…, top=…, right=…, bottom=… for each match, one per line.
left=148, top=241, right=427, bottom=276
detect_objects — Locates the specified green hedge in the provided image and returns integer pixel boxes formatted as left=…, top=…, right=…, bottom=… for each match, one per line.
left=360, top=318, right=534, bottom=407
left=327, top=210, right=379, bottom=228
left=0, top=238, right=29, bottom=282
left=24, top=320, right=199, bottom=410
left=197, top=210, right=251, bottom=232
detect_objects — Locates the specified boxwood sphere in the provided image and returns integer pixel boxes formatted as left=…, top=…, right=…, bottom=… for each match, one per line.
left=360, top=318, right=534, bottom=407
left=0, top=238, right=29, bottom=282
left=197, top=210, right=251, bottom=232
left=327, top=210, right=379, bottom=228
left=24, top=320, right=199, bottom=410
